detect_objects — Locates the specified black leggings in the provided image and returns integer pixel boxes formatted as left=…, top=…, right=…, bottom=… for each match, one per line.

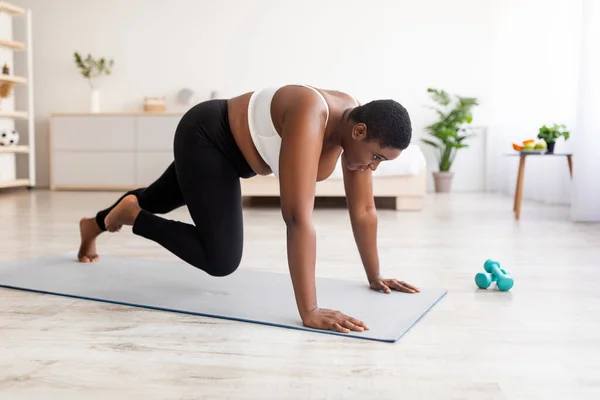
left=95, top=100, right=256, bottom=277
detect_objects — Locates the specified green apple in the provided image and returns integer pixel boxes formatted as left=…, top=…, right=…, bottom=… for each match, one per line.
left=535, top=141, right=547, bottom=150
left=523, top=143, right=535, bottom=150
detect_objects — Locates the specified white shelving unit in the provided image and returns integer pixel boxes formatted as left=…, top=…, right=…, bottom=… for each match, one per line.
left=0, top=1, right=35, bottom=190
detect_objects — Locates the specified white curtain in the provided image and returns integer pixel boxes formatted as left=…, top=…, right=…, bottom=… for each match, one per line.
left=487, top=0, right=582, bottom=205
left=571, top=0, right=600, bottom=222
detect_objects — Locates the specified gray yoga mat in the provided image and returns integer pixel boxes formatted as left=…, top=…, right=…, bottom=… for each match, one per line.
left=0, top=253, right=446, bottom=343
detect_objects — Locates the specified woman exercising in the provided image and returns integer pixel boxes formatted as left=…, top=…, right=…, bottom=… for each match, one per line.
left=77, top=84, right=419, bottom=334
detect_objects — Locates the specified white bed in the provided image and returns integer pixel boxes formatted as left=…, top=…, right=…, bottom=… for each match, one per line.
left=240, top=144, right=428, bottom=210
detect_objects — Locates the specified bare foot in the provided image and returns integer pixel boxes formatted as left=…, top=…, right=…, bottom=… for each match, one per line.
left=104, top=194, right=142, bottom=232
left=78, top=217, right=102, bottom=262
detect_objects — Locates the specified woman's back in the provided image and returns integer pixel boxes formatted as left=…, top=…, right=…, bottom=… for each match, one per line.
left=227, top=85, right=358, bottom=179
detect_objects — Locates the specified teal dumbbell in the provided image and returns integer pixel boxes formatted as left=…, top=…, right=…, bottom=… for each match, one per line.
left=475, top=259, right=514, bottom=291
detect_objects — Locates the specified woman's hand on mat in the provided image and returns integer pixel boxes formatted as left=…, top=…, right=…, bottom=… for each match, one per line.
left=302, top=307, right=370, bottom=334
left=369, top=278, right=420, bottom=294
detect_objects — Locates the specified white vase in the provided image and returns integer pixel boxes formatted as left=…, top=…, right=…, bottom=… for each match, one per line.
left=90, top=88, right=101, bottom=113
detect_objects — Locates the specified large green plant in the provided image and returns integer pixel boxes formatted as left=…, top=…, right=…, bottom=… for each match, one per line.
left=74, top=52, right=114, bottom=89
left=422, top=88, right=479, bottom=172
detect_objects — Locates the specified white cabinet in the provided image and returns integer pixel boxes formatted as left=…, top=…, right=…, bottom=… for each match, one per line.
left=50, top=113, right=182, bottom=190
left=51, top=116, right=136, bottom=151
left=52, top=152, right=136, bottom=187
left=135, top=116, right=179, bottom=150
left=135, top=152, right=174, bottom=186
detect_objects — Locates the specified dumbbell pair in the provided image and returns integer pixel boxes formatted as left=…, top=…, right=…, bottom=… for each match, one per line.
left=475, top=259, right=514, bottom=291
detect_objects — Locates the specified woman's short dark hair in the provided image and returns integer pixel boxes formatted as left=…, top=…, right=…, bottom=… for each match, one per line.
left=349, top=99, right=412, bottom=149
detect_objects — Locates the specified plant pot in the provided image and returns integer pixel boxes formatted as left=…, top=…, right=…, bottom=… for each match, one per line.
left=546, top=141, right=555, bottom=154
left=433, top=171, right=454, bottom=193
left=90, top=88, right=101, bottom=113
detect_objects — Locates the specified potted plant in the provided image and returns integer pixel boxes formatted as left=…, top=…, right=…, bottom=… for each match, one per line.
left=421, top=88, right=479, bottom=192
left=537, top=123, right=569, bottom=154
left=73, top=52, right=114, bottom=113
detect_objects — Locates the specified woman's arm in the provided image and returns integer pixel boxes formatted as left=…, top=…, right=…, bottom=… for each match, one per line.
left=278, top=98, right=323, bottom=319
left=341, top=155, right=381, bottom=282
left=278, top=93, right=369, bottom=333
left=342, top=157, right=420, bottom=294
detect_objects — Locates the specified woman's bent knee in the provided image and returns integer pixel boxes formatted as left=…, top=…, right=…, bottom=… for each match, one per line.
left=203, top=250, right=242, bottom=277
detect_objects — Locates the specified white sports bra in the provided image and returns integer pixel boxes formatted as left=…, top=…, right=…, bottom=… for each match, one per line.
left=247, top=84, right=330, bottom=178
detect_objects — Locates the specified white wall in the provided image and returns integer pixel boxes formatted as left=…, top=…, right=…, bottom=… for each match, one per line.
left=10, top=0, right=586, bottom=203
left=12, top=0, right=495, bottom=189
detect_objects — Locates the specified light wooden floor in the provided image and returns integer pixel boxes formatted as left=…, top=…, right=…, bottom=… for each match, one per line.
left=1, top=189, right=599, bottom=399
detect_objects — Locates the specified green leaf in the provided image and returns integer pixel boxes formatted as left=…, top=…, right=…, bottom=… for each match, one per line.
left=427, top=88, right=451, bottom=106
left=458, top=96, right=479, bottom=107
left=421, top=139, right=441, bottom=148
left=457, top=133, right=475, bottom=142
left=73, top=51, right=114, bottom=81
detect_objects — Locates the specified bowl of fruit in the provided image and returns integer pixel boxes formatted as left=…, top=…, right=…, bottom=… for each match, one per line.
left=512, top=139, right=547, bottom=154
